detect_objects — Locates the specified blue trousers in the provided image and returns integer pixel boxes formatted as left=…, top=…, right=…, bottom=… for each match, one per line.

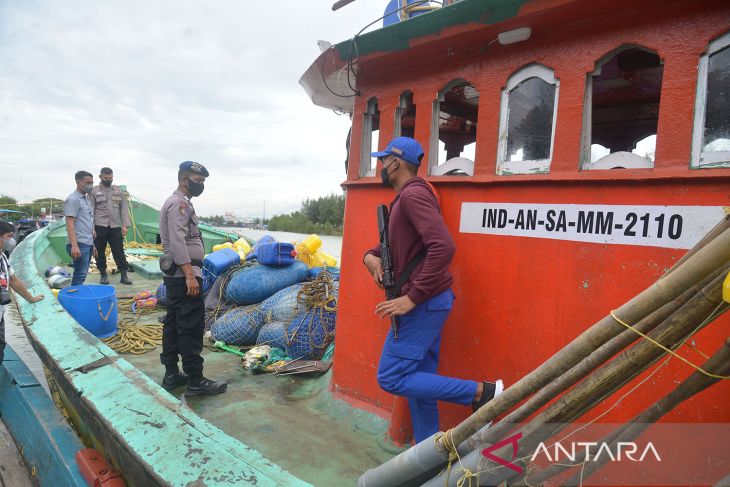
left=66, top=243, right=93, bottom=286
left=377, top=289, right=478, bottom=442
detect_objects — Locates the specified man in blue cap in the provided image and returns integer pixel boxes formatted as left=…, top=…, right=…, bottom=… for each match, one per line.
left=363, top=136, right=502, bottom=443
left=159, top=161, right=226, bottom=396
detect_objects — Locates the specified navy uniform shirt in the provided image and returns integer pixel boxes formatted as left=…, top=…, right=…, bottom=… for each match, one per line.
left=64, top=190, right=94, bottom=245
left=160, top=190, right=204, bottom=278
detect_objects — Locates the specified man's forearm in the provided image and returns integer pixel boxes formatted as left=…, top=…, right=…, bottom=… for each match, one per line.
left=10, top=275, right=35, bottom=302
left=66, top=217, right=78, bottom=246
left=179, top=263, right=195, bottom=279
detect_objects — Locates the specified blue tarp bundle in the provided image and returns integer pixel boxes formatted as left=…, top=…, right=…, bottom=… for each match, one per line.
left=256, top=321, right=288, bottom=350
left=225, top=261, right=309, bottom=305
left=260, top=283, right=304, bottom=323
left=210, top=304, right=266, bottom=345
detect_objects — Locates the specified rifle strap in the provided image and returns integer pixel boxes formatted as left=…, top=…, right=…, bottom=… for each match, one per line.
left=393, top=250, right=426, bottom=296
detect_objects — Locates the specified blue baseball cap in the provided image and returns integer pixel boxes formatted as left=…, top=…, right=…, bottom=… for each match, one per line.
left=372, top=136, right=424, bottom=167
left=179, top=161, right=209, bottom=177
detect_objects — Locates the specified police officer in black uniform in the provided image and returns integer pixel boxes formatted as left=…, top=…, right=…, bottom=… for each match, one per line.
left=159, top=161, right=226, bottom=396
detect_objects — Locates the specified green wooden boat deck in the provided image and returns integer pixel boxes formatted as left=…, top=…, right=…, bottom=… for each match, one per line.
left=111, top=272, right=398, bottom=485
left=11, top=220, right=398, bottom=486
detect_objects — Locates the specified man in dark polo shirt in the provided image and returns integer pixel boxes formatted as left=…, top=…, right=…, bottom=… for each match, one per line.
left=363, top=136, right=503, bottom=443
left=159, top=161, right=226, bottom=397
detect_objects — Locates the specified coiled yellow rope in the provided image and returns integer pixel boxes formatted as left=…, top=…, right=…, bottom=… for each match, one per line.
left=102, top=300, right=165, bottom=354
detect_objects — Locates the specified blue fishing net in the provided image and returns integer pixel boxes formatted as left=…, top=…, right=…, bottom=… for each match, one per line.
left=210, top=304, right=265, bottom=345
left=283, top=275, right=339, bottom=360
left=285, top=308, right=337, bottom=360
left=256, top=321, right=289, bottom=350
left=225, top=261, right=309, bottom=305
left=260, top=283, right=304, bottom=323
left=156, top=284, right=167, bottom=307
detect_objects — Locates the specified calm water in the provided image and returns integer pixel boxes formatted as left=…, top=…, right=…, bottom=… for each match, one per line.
left=224, top=228, right=343, bottom=263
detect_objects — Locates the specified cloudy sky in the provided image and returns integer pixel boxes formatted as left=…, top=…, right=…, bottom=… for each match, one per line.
left=0, top=1, right=386, bottom=217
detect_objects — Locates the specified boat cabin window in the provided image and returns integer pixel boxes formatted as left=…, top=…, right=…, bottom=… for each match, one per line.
left=581, top=46, right=663, bottom=170
left=496, top=64, right=559, bottom=175
left=692, top=31, right=730, bottom=168
left=394, top=90, right=416, bottom=139
left=360, top=97, right=380, bottom=177
left=429, top=79, right=478, bottom=176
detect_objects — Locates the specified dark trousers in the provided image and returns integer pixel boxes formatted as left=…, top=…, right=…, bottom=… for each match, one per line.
left=160, top=277, right=204, bottom=380
left=94, top=225, right=128, bottom=272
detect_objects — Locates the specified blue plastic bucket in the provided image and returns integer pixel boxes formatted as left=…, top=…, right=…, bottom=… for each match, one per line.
left=58, top=285, right=118, bottom=338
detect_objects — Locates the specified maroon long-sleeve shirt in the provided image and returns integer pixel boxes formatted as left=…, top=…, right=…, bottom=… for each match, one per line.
left=365, top=177, right=455, bottom=305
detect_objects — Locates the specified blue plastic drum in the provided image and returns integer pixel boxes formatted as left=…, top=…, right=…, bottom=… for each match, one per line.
left=58, top=285, right=118, bottom=338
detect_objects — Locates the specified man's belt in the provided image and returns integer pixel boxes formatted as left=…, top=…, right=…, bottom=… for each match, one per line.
left=160, top=255, right=204, bottom=276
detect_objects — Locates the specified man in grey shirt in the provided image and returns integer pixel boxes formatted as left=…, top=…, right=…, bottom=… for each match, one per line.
left=158, top=161, right=226, bottom=397
left=90, top=167, right=132, bottom=285
left=64, top=170, right=97, bottom=286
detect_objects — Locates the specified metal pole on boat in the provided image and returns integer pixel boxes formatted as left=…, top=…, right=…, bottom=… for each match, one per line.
left=332, top=0, right=359, bottom=11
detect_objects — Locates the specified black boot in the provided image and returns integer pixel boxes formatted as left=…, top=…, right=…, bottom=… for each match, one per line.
left=161, top=371, right=188, bottom=391
left=99, top=271, right=109, bottom=285
left=120, top=270, right=132, bottom=285
left=185, top=377, right=227, bottom=397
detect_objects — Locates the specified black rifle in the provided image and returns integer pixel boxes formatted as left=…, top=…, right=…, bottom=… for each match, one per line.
left=377, top=204, right=399, bottom=338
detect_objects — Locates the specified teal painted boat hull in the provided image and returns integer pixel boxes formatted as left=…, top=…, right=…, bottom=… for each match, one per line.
left=11, top=224, right=312, bottom=486
left=0, top=344, right=87, bottom=487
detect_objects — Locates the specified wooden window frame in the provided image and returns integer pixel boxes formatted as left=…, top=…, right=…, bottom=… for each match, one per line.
left=360, top=97, right=379, bottom=177
left=428, top=78, right=477, bottom=176
left=496, top=64, right=559, bottom=175
left=581, top=45, right=662, bottom=170
left=691, top=32, right=730, bottom=169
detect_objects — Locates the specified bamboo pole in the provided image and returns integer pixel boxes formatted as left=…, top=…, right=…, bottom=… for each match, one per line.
left=446, top=228, right=730, bottom=450
left=566, top=336, right=730, bottom=486
left=427, top=271, right=727, bottom=487
left=664, top=215, right=730, bottom=277
left=464, top=279, right=701, bottom=451
left=518, top=337, right=730, bottom=486
left=361, top=227, right=730, bottom=487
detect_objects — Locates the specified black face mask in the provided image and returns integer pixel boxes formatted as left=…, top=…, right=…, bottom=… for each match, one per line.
left=101, top=179, right=112, bottom=187
left=187, top=178, right=205, bottom=197
left=380, top=162, right=396, bottom=188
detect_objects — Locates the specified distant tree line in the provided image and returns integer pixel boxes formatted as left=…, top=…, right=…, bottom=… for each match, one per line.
left=0, top=195, right=64, bottom=221
left=268, top=193, right=345, bottom=236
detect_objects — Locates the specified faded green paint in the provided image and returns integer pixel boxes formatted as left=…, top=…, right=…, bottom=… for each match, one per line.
left=126, top=340, right=397, bottom=486
left=334, top=0, right=528, bottom=59
left=11, top=228, right=312, bottom=487
left=11, top=222, right=396, bottom=486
